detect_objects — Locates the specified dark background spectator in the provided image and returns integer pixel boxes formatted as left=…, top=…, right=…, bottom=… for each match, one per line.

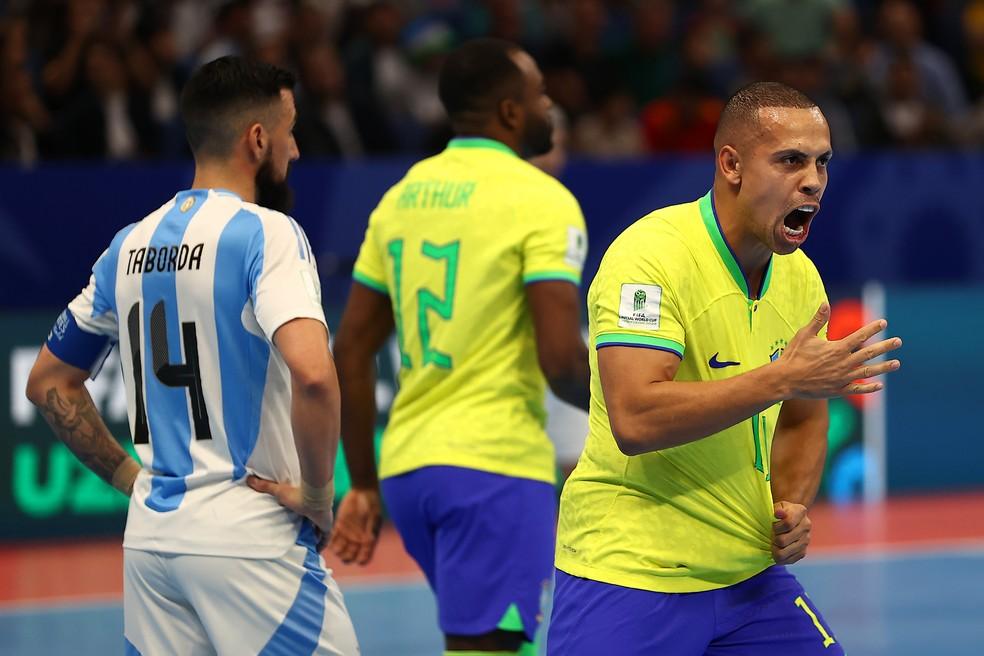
left=293, top=40, right=371, bottom=158
left=866, top=0, right=967, bottom=140
left=1, top=0, right=982, bottom=165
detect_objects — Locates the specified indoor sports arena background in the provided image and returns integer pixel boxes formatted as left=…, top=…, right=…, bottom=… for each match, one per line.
left=2, top=1, right=983, bottom=655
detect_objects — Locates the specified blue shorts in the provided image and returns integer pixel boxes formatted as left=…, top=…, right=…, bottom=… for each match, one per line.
left=547, top=566, right=844, bottom=656
left=381, top=466, right=556, bottom=641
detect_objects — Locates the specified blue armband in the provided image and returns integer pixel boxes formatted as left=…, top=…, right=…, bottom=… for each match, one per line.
left=46, top=309, right=113, bottom=372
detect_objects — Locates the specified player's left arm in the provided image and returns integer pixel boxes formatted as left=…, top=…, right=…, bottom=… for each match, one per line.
left=769, top=397, right=829, bottom=565
left=26, top=345, right=140, bottom=496
left=521, top=184, right=590, bottom=410
left=527, top=280, right=590, bottom=411
left=772, top=398, right=829, bottom=506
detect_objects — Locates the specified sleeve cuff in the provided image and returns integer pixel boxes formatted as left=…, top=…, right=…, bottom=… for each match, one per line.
left=261, top=308, right=329, bottom=344
left=523, top=270, right=581, bottom=286
left=595, top=333, right=685, bottom=358
left=352, top=271, right=389, bottom=295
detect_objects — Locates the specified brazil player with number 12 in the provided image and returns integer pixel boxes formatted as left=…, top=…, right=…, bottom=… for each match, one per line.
left=329, top=39, right=591, bottom=656
left=548, top=82, right=903, bottom=655
left=26, top=57, right=358, bottom=654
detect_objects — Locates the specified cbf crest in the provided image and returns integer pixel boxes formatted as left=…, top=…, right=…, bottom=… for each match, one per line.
left=769, top=338, right=788, bottom=362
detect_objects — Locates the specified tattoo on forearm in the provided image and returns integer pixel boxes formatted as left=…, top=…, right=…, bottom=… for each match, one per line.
left=39, top=387, right=128, bottom=487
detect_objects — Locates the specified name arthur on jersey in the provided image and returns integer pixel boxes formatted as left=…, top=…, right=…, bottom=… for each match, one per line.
left=126, top=242, right=205, bottom=275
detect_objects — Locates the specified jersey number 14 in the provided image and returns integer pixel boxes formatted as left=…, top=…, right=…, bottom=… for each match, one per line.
left=126, top=301, right=211, bottom=444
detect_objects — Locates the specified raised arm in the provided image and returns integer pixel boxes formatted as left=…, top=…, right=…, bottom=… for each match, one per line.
left=600, top=304, right=900, bottom=456
left=526, top=280, right=590, bottom=410
left=600, top=345, right=787, bottom=455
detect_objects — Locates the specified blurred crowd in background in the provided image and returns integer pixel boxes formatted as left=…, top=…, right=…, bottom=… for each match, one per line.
left=3, top=0, right=984, bottom=166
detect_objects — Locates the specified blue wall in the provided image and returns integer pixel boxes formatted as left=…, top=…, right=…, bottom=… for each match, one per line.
left=3, top=153, right=984, bottom=309
left=884, top=287, right=984, bottom=494
left=2, top=155, right=982, bottom=498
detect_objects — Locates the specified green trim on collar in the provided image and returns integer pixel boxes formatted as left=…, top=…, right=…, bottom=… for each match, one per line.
left=760, top=255, right=774, bottom=297
left=446, top=137, right=518, bottom=157
left=697, top=191, right=773, bottom=299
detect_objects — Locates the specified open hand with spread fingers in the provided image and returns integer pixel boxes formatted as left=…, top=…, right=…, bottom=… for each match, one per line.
left=778, top=302, right=902, bottom=399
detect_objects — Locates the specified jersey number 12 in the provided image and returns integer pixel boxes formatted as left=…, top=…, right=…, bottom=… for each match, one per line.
left=387, top=239, right=460, bottom=370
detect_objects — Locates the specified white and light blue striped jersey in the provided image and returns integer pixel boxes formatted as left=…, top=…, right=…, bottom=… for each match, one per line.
left=55, top=188, right=327, bottom=558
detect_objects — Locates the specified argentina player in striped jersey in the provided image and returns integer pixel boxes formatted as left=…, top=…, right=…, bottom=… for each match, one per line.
left=26, top=57, right=358, bottom=655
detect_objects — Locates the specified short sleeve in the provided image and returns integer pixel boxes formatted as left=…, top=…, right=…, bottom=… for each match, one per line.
left=521, top=185, right=588, bottom=286
left=352, top=209, right=389, bottom=295
left=251, top=215, right=327, bottom=342
left=47, top=247, right=120, bottom=375
left=590, top=229, right=687, bottom=359
left=69, top=247, right=121, bottom=339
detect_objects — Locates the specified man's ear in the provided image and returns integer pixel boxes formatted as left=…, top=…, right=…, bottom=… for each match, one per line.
left=246, top=122, right=267, bottom=163
left=498, top=97, right=522, bottom=132
left=718, top=145, right=742, bottom=185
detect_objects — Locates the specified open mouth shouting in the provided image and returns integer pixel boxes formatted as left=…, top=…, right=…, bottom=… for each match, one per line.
left=780, top=204, right=818, bottom=245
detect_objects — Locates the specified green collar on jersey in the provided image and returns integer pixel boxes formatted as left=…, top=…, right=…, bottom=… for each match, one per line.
left=698, top=190, right=773, bottom=300
left=446, top=137, right=518, bottom=157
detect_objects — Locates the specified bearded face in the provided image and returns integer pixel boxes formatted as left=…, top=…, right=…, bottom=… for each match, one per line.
left=522, top=108, right=554, bottom=157
left=255, top=153, right=294, bottom=214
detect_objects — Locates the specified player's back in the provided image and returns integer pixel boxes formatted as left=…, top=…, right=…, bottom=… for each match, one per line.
left=79, top=188, right=326, bottom=558
left=353, top=139, right=587, bottom=484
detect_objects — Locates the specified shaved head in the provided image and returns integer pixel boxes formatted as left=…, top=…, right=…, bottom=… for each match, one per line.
left=714, top=82, right=817, bottom=152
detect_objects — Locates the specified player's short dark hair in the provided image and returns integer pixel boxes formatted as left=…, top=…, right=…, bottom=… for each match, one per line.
left=180, top=56, right=295, bottom=158
left=438, top=38, right=524, bottom=124
left=715, top=81, right=818, bottom=149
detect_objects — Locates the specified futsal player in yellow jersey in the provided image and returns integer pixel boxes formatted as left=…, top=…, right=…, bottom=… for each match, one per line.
left=330, top=39, right=590, bottom=655
left=549, top=82, right=903, bottom=656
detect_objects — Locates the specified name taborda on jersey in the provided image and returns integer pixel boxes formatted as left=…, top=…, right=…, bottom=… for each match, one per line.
left=126, top=242, right=205, bottom=275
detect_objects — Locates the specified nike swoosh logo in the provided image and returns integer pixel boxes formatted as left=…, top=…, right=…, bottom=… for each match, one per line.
left=709, top=352, right=741, bottom=369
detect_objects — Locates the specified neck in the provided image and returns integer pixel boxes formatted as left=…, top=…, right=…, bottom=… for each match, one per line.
left=712, top=182, right=772, bottom=297
left=454, top=123, right=521, bottom=155
left=191, top=158, right=256, bottom=202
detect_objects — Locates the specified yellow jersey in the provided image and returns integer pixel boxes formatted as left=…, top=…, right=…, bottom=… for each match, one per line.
left=352, top=138, right=588, bottom=484
left=555, top=191, right=827, bottom=593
